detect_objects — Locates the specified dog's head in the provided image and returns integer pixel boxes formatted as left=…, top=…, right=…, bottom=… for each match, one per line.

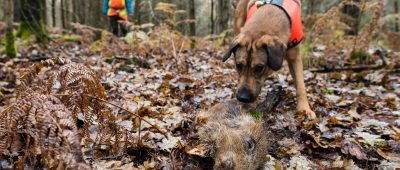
left=223, top=33, right=287, bottom=103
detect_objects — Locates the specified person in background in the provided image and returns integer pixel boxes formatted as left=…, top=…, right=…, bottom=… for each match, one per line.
left=103, top=0, right=133, bottom=36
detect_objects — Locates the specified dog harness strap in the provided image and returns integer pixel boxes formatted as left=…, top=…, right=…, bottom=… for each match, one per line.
left=247, top=0, right=304, bottom=48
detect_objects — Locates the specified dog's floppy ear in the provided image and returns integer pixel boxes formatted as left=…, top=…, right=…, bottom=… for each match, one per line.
left=257, top=35, right=287, bottom=71
left=222, top=42, right=240, bottom=62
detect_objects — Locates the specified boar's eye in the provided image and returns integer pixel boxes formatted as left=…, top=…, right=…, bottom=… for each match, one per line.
left=243, top=136, right=256, bottom=153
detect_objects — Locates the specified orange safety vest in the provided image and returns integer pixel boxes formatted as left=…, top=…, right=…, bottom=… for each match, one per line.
left=107, top=0, right=128, bottom=20
left=247, top=0, right=304, bottom=48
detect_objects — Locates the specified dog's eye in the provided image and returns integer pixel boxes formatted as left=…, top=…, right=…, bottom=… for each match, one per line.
left=236, top=64, right=244, bottom=72
left=254, top=64, right=264, bottom=74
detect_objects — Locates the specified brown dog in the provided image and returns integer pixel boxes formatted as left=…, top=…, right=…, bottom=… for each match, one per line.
left=226, top=0, right=316, bottom=119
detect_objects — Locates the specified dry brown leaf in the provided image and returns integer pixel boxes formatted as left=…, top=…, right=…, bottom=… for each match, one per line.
left=278, top=138, right=301, bottom=157
left=341, top=138, right=367, bottom=160
left=186, top=144, right=209, bottom=157
left=377, top=149, right=400, bottom=162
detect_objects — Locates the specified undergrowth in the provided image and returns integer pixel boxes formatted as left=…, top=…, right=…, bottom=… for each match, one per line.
left=0, top=57, right=156, bottom=169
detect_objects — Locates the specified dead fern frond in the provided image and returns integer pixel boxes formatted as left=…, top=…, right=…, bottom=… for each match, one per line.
left=311, top=0, right=347, bottom=39
left=351, top=1, right=384, bottom=52
left=0, top=89, right=89, bottom=169
left=70, top=22, right=103, bottom=44
left=1, top=57, right=114, bottom=168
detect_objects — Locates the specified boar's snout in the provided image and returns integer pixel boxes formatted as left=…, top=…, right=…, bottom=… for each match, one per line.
left=215, top=152, right=236, bottom=170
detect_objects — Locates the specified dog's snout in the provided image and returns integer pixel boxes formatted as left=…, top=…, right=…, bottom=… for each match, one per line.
left=236, top=88, right=255, bottom=103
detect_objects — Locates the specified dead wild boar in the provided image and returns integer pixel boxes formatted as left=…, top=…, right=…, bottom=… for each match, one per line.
left=196, top=100, right=268, bottom=170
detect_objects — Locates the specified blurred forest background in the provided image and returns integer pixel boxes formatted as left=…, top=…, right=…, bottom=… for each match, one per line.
left=0, top=0, right=399, bottom=61
left=0, top=0, right=399, bottom=37
left=1, top=0, right=399, bottom=35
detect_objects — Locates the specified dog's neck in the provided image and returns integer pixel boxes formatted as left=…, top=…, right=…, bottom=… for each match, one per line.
left=242, top=3, right=291, bottom=43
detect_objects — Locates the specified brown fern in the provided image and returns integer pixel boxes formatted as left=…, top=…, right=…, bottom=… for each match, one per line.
left=351, top=1, right=384, bottom=53
left=1, top=57, right=110, bottom=168
left=0, top=89, right=89, bottom=169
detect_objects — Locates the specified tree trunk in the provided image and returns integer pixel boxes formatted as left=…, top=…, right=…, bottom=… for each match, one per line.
left=61, top=0, right=66, bottom=28
left=210, top=0, right=215, bottom=34
left=395, top=0, right=399, bottom=32
left=188, top=0, right=196, bottom=49
left=16, top=0, right=50, bottom=44
left=134, top=0, right=141, bottom=24
left=5, top=0, right=16, bottom=58
left=52, top=0, right=57, bottom=27
left=216, top=0, right=229, bottom=33
left=189, top=0, right=196, bottom=36
left=308, top=0, right=315, bottom=15
left=62, top=0, right=73, bottom=29
left=0, top=3, right=4, bottom=23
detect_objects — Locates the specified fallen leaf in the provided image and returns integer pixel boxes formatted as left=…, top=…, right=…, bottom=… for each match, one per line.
left=376, top=148, right=400, bottom=162
left=341, top=138, right=367, bottom=160
left=354, top=132, right=383, bottom=146
left=186, top=144, right=209, bottom=157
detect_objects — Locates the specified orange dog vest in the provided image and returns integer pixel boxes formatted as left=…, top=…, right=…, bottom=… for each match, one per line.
left=247, top=0, right=304, bottom=48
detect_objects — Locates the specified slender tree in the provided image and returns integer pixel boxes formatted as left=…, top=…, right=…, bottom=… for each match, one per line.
left=216, top=0, right=229, bottom=33
left=16, top=0, right=50, bottom=44
left=306, top=0, right=316, bottom=15
left=395, top=0, right=399, bottom=32
left=5, top=0, right=16, bottom=58
left=134, top=0, right=141, bottom=24
left=189, top=0, right=196, bottom=36
left=210, top=0, right=215, bottom=34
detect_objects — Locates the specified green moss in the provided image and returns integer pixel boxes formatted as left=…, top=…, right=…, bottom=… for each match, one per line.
left=5, top=31, right=17, bottom=58
left=216, top=30, right=229, bottom=46
left=334, top=30, right=345, bottom=38
left=89, top=40, right=103, bottom=53
left=190, top=38, right=196, bottom=50
left=300, top=43, right=313, bottom=68
left=300, top=43, right=312, bottom=56
left=361, top=141, right=371, bottom=148
left=350, top=50, right=369, bottom=60
left=61, top=35, right=80, bottom=42
left=125, top=59, right=138, bottom=66
left=325, top=89, right=334, bottom=95
left=357, top=82, right=365, bottom=89
left=16, top=21, right=50, bottom=44
left=374, top=141, right=386, bottom=148
left=250, top=110, right=263, bottom=120
left=104, top=57, right=116, bottom=64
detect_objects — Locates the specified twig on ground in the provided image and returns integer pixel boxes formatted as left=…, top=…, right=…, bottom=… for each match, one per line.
left=115, top=56, right=151, bottom=69
left=309, top=65, right=386, bottom=73
left=83, top=94, right=168, bottom=138
left=310, top=49, right=389, bottom=73
left=256, top=86, right=285, bottom=113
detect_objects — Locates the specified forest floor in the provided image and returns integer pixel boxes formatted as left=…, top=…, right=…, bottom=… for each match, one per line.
left=0, top=31, right=400, bottom=169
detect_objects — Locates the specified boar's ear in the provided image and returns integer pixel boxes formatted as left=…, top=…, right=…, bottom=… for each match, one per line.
left=258, top=36, right=287, bottom=71
left=222, top=42, right=240, bottom=62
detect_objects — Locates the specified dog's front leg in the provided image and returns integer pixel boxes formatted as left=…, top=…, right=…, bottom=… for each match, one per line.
left=286, top=46, right=316, bottom=120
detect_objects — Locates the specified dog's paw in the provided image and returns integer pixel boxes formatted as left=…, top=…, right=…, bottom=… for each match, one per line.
left=297, top=107, right=316, bottom=121
left=305, top=109, right=316, bottom=120
left=296, top=108, right=317, bottom=130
